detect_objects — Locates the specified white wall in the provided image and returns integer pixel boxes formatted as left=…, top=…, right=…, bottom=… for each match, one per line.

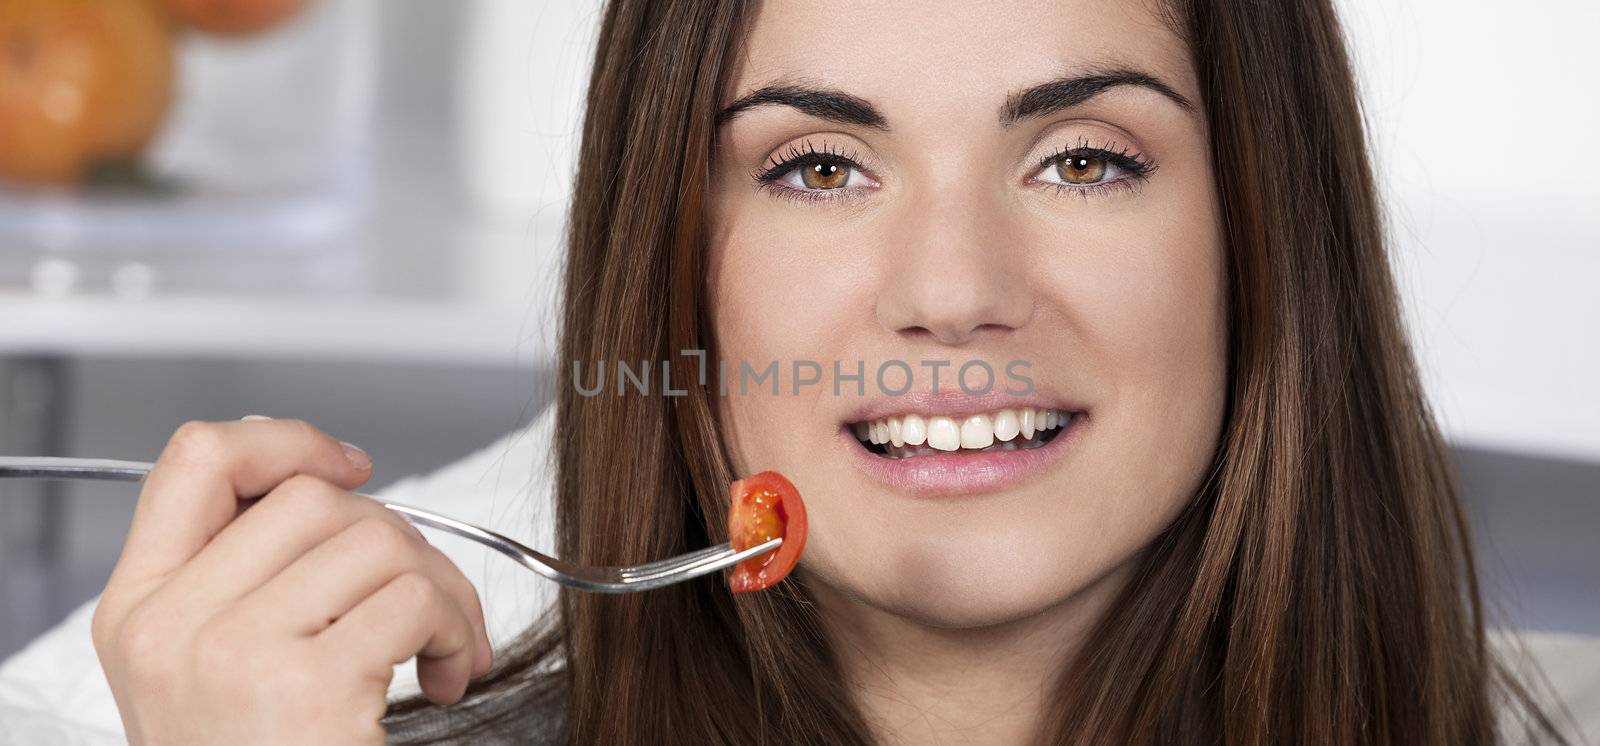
left=1338, top=0, right=1600, bottom=462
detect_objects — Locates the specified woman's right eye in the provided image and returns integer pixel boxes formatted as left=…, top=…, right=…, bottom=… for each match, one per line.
left=764, top=155, right=873, bottom=194
left=784, top=159, right=858, bottom=190
left=754, top=141, right=877, bottom=201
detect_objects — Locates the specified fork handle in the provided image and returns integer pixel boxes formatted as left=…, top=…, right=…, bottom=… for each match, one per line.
left=0, top=457, right=443, bottom=528
left=0, top=456, right=152, bottom=482
left=0, top=458, right=437, bottom=523
left=0, top=456, right=517, bottom=558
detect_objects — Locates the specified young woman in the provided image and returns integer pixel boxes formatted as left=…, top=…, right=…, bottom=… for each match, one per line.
left=84, top=0, right=1576, bottom=743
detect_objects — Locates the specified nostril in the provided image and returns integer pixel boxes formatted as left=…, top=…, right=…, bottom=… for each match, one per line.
left=891, top=319, right=1026, bottom=348
left=903, top=322, right=980, bottom=347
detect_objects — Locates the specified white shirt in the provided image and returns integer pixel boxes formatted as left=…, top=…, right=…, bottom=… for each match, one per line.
left=2, top=403, right=1596, bottom=742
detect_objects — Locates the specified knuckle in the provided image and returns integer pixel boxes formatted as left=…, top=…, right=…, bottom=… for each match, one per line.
left=453, top=572, right=485, bottom=619
left=115, top=606, right=177, bottom=678
left=276, top=472, right=333, bottom=500
left=432, top=549, right=485, bottom=617
left=468, top=587, right=487, bottom=625
left=163, top=420, right=227, bottom=466
left=389, top=572, right=438, bottom=611
left=271, top=473, right=341, bottom=519
left=351, top=517, right=419, bottom=568
left=88, top=597, right=120, bottom=652
left=396, top=516, right=428, bottom=546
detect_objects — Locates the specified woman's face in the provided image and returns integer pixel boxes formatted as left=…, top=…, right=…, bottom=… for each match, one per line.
left=708, top=0, right=1226, bottom=629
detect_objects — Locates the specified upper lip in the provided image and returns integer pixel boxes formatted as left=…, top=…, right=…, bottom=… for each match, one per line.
left=841, top=388, right=1085, bottom=425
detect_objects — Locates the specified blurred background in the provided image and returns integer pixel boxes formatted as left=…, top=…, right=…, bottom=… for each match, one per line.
left=0, top=0, right=1596, bottom=660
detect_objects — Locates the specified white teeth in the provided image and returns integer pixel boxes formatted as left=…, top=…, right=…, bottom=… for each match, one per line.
left=960, top=415, right=995, bottom=449
left=853, top=407, right=1073, bottom=458
left=993, top=408, right=1020, bottom=441
left=926, top=416, right=961, bottom=451
left=901, top=414, right=927, bottom=446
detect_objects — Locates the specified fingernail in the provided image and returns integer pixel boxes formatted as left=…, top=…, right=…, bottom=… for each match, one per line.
left=339, top=441, right=371, bottom=471
left=241, top=414, right=272, bottom=421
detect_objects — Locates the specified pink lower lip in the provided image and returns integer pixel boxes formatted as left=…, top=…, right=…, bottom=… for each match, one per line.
left=844, top=413, right=1083, bottom=497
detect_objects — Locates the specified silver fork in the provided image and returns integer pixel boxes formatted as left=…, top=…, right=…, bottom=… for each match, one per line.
left=0, top=456, right=780, bottom=594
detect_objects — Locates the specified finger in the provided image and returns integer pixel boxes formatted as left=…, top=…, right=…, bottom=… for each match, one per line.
left=113, top=417, right=373, bottom=585
left=161, top=475, right=405, bottom=610
left=318, top=573, right=478, bottom=705
left=231, top=515, right=493, bottom=674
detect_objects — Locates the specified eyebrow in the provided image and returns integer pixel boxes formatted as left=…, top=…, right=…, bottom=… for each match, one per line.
left=714, top=67, right=1195, bottom=130
left=714, top=82, right=888, bottom=129
left=1000, top=68, right=1195, bottom=125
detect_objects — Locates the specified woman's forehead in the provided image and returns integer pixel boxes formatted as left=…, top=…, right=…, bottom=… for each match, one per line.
left=724, top=0, right=1198, bottom=119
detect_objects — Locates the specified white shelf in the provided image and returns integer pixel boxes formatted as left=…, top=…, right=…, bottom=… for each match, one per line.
left=0, top=293, right=552, bottom=368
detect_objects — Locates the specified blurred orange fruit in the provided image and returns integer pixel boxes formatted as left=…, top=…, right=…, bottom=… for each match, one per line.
left=0, top=0, right=176, bottom=186
left=161, top=0, right=308, bottom=37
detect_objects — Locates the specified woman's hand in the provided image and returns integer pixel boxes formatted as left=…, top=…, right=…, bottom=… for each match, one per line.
left=90, top=416, right=493, bottom=745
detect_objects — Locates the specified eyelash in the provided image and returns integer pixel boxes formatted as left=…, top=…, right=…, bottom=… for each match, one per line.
left=751, top=136, right=1157, bottom=205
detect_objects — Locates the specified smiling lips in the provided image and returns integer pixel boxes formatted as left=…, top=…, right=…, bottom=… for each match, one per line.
left=851, top=408, right=1077, bottom=460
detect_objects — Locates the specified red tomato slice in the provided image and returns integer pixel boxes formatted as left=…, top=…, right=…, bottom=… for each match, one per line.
left=726, top=470, right=806, bottom=593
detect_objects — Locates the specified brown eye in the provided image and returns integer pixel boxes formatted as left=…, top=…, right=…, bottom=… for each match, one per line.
left=1054, top=154, right=1106, bottom=184
left=801, top=160, right=849, bottom=189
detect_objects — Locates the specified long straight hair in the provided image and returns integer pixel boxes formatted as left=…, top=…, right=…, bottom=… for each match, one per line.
left=386, top=0, right=1575, bottom=742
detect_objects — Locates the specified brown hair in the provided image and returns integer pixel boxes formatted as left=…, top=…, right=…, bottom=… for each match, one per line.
left=385, top=0, right=1576, bottom=743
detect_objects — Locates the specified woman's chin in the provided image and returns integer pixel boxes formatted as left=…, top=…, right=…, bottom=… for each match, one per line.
left=886, top=591, right=1065, bottom=631
left=810, top=560, right=1091, bottom=632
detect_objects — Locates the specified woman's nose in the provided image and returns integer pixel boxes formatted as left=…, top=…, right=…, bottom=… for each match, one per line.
left=873, top=187, right=1034, bottom=346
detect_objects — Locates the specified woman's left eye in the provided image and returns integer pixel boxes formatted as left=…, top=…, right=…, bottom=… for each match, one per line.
left=1033, top=152, right=1127, bottom=187
left=1028, top=142, right=1155, bottom=196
